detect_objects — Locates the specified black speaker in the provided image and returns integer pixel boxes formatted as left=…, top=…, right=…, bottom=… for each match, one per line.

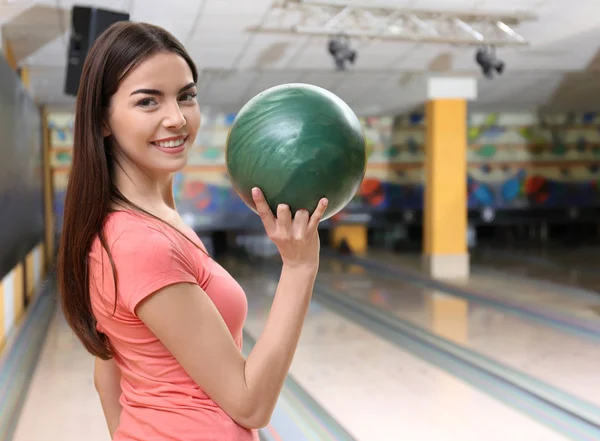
left=64, top=5, right=129, bottom=97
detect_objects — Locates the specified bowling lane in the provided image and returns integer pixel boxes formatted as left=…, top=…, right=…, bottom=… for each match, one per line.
left=10, top=306, right=112, bottom=441
left=316, top=256, right=600, bottom=411
left=223, top=258, right=571, bottom=441
left=475, top=245, right=600, bottom=272
left=470, top=247, right=600, bottom=295
left=364, top=250, right=600, bottom=326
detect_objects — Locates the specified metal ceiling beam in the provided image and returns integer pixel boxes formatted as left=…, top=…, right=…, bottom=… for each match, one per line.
left=295, top=0, right=537, bottom=23
left=248, top=0, right=537, bottom=47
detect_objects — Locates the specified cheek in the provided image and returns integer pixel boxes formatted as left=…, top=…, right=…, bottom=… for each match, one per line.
left=111, top=111, right=157, bottom=149
left=184, top=106, right=201, bottom=132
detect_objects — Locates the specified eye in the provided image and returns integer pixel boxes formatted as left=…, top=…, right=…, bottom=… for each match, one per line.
left=179, top=92, right=197, bottom=102
left=137, top=97, right=158, bottom=107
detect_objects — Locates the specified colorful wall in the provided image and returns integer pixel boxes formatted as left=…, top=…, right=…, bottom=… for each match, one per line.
left=387, top=111, right=600, bottom=212
left=48, top=110, right=600, bottom=232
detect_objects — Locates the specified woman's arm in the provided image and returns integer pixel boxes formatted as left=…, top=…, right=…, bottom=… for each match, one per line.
left=137, top=262, right=316, bottom=429
left=94, top=356, right=123, bottom=438
left=135, top=189, right=327, bottom=429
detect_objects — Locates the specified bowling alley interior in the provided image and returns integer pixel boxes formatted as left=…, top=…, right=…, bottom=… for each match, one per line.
left=3, top=1, right=600, bottom=440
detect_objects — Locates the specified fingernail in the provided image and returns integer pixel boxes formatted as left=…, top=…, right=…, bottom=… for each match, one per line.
left=323, top=198, right=328, bottom=206
left=252, top=187, right=259, bottom=196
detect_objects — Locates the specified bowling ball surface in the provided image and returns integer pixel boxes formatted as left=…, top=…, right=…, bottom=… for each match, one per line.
left=226, top=83, right=366, bottom=221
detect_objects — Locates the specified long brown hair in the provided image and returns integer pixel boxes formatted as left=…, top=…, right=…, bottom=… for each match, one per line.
left=57, top=21, right=198, bottom=360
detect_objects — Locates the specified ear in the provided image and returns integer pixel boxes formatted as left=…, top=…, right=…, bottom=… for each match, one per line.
left=102, top=121, right=112, bottom=137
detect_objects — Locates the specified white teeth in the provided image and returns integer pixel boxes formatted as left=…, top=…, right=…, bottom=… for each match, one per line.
left=154, top=137, right=185, bottom=148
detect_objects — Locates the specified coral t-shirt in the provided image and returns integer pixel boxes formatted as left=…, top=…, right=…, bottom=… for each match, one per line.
left=89, top=210, right=259, bottom=441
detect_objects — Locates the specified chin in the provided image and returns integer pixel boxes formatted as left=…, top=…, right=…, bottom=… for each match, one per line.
left=152, top=158, right=189, bottom=175
left=164, top=162, right=188, bottom=174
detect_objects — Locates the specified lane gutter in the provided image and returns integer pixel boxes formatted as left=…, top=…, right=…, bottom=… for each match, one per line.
left=0, top=276, right=57, bottom=441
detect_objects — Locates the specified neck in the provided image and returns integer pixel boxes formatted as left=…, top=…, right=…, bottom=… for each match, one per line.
left=112, top=157, right=176, bottom=215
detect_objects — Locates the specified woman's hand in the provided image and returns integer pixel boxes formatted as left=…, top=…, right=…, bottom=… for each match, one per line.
left=252, top=187, right=327, bottom=270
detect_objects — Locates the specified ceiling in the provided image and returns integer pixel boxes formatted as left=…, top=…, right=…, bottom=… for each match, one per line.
left=2, top=0, right=600, bottom=116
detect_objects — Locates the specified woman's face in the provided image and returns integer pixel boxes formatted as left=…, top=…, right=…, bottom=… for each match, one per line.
left=105, top=51, right=201, bottom=176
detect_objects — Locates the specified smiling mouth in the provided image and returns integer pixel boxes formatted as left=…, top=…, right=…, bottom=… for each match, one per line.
left=150, top=136, right=188, bottom=149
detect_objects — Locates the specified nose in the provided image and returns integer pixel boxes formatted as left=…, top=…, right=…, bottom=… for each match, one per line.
left=162, top=101, right=186, bottom=129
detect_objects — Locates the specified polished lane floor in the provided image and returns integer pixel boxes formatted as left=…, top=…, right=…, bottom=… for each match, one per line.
left=364, top=250, right=600, bottom=326
left=315, top=255, right=600, bottom=411
left=470, top=246, right=600, bottom=294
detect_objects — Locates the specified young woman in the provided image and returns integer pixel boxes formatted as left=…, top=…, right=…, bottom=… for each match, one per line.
left=57, top=21, right=327, bottom=441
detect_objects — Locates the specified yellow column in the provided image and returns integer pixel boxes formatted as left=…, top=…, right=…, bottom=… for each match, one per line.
left=19, top=66, right=30, bottom=90
left=422, top=77, right=476, bottom=279
left=331, top=224, right=367, bottom=255
left=13, top=263, right=24, bottom=322
left=42, top=108, right=55, bottom=271
left=26, top=248, right=35, bottom=300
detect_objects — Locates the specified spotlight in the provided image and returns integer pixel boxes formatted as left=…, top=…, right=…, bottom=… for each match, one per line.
left=328, top=35, right=357, bottom=71
left=495, top=60, right=505, bottom=75
left=475, top=46, right=505, bottom=79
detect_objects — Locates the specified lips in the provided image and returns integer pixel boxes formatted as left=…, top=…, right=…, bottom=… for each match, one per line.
left=151, top=135, right=188, bottom=149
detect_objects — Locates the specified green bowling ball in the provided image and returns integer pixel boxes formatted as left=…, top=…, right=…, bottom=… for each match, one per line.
left=225, top=83, right=367, bottom=221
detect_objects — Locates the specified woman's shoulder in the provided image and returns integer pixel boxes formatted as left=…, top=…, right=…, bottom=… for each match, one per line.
left=103, top=210, right=162, bottom=240
left=93, top=210, right=181, bottom=255
left=90, top=210, right=203, bottom=279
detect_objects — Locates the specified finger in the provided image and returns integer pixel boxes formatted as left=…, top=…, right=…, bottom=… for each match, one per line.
left=293, top=209, right=309, bottom=239
left=252, top=188, right=276, bottom=231
left=308, top=198, right=328, bottom=231
left=276, top=203, right=292, bottom=234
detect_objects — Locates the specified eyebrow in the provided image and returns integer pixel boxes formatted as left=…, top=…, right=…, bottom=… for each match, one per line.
left=130, top=82, right=196, bottom=96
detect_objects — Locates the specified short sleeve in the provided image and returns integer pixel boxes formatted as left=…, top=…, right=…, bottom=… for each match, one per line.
left=108, top=225, right=199, bottom=314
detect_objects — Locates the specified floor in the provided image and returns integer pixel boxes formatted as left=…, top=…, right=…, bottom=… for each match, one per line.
left=7, top=246, right=600, bottom=441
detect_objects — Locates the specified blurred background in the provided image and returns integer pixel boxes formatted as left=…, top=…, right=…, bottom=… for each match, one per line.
left=2, top=1, right=600, bottom=440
